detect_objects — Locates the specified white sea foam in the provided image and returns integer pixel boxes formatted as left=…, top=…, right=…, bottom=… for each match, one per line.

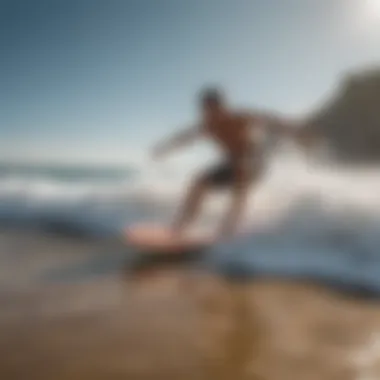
left=0, top=153, right=379, bottom=223
left=1, top=153, right=380, bottom=292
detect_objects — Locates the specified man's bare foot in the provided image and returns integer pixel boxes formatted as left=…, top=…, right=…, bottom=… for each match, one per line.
left=170, top=224, right=186, bottom=239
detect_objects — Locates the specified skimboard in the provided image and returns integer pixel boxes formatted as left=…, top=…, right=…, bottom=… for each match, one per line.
left=124, top=224, right=214, bottom=255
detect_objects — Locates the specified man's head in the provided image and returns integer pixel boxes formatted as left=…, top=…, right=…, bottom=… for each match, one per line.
left=199, top=87, right=226, bottom=119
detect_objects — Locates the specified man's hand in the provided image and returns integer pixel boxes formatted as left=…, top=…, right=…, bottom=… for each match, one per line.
left=150, top=127, right=202, bottom=161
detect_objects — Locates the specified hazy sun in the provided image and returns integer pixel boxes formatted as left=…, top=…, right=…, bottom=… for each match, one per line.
left=365, top=0, right=380, bottom=16
left=355, top=0, right=380, bottom=31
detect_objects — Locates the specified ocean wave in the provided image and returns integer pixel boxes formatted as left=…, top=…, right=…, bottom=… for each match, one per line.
left=1, top=157, right=380, bottom=296
left=0, top=156, right=379, bottom=240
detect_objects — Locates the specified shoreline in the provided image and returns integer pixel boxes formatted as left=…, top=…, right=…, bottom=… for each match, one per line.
left=1, top=227, right=380, bottom=379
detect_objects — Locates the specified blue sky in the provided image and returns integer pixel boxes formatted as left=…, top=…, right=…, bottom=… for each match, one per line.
left=1, top=0, right=380, bottom=164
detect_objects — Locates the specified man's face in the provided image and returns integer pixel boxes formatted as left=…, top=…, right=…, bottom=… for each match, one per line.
left=201, top=101, right=224, bottom=121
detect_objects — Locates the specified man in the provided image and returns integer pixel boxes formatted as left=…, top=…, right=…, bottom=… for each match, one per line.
left=152, top=87, right=313, bottom=239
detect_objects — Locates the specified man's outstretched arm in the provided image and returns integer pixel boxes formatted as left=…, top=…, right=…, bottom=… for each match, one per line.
left=248, top=111, right=319, bottom=150
left=152, top=126, right=203, bottom=160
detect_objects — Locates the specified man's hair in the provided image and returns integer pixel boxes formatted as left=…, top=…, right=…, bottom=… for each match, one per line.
left=199, top=87, right=224, bottom=106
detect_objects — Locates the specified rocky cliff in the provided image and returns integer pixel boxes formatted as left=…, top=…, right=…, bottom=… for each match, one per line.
left=308, top=67, right=380, bottom=164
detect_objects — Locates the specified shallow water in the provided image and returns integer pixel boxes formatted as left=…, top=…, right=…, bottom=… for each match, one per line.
left=1, top=228, right=380, bottom=380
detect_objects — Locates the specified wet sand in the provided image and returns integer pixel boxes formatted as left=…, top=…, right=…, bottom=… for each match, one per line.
left=0, top=229, right=380, bottom=380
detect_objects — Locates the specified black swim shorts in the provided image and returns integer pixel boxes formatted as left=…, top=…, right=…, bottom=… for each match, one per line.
left=203, top=156, right=263, bottom=189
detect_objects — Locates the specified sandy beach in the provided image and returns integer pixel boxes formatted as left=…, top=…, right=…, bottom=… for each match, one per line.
left=0, top=228, right=379, bottom=380
left=3, top=0, right=380, bottom=378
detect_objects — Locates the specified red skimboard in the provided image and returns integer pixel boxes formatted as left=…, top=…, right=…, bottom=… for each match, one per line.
left=124, top=224, right=214, bottom=254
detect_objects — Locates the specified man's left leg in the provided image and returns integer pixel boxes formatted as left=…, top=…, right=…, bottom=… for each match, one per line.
left=172, top=174, right=210, bottom=235
left=216, top=181, right=251, bottom=237
left=172, top=163, right=229, bottom=235
left=216, top=160, right=263, bottom=237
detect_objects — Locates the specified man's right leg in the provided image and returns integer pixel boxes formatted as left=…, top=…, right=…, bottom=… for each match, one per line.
left=172, top=175, right=210, bottom=235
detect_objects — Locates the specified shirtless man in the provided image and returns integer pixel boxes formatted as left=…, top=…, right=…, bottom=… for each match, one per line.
left=152, top=87, right=312, bottom=238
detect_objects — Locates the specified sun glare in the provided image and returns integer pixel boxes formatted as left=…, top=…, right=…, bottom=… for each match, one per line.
left=365, top=0, right=380, bottom=18
left=353, top=0, right=380, bottom=34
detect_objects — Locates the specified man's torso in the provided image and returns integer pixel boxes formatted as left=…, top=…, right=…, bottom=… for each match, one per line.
left=203, top=111, right=261, bottom=164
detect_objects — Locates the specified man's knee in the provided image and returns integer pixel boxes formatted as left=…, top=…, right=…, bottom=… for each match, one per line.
left=192, top=172, right=211, bottom=192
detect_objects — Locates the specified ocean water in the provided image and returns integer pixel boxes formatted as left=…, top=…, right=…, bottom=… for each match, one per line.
left=1, top=156, right=380, bottom=295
